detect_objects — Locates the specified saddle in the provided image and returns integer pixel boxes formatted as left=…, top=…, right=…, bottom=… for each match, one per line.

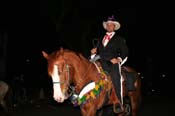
left=94, top=61, right=137, bottom=92
left=121, top=66, right=137, bottom=91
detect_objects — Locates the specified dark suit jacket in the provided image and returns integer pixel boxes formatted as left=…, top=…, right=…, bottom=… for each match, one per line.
left=97, top=33, right=128, bottom=62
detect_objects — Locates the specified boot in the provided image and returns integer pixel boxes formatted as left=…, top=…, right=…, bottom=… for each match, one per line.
left=113, top=103, right=124, bottom=114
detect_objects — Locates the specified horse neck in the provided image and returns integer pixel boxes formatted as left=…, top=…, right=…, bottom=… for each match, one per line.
left=65, top=52, right=94, bottom=92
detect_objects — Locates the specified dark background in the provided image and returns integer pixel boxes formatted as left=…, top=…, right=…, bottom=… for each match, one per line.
left=0, top=1, right=174, bottom=116
left=0, top=0, right=172, bottom=97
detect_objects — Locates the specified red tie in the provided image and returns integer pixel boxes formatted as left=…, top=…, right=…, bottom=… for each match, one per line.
left=102, top=34, right=112, bottom=45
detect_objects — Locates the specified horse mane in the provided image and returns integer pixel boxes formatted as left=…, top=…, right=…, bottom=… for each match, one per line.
left=58, top=48, right=89, bottom=63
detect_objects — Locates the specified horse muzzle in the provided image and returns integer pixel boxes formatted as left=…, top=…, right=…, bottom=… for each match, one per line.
left=53, top=95, right=65, bottom=103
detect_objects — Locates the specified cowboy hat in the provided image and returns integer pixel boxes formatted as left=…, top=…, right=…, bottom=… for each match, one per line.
left=102, top=15, right=121, bottom=31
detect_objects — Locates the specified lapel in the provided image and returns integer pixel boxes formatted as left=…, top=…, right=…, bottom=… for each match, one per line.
left=102, top=34, right=117, bottom=48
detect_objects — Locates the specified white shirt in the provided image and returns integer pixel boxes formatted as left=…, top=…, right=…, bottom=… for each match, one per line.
left=102, top=32, right=115, bottom=46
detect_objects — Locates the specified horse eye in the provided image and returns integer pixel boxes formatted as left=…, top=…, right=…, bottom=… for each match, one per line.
left=57, top=65, right=63, bottom=74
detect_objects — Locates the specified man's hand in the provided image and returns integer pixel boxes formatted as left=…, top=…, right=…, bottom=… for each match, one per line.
left=91, top=48, right=97, bottom=54
left=110, top=58, right=122, bottom=64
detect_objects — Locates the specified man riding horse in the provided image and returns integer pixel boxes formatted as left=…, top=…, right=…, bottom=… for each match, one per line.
left=90, top=15, right=128, bottom=114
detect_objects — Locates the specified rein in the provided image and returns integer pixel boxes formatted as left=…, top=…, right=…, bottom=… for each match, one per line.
left=73, top=63, right=93, bottom=90
left=52, top=61, right=94, bottom=96
left=52, top=64, right=70, bottom=85
left=52, top=55, right=95, bottom=98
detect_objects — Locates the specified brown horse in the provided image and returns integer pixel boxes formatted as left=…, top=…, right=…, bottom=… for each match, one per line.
left=42, top=48, right=141, bottom=116
left=0, top=81, right=9, bottom=113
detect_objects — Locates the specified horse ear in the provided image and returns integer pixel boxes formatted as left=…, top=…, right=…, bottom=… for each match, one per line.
left=42, top=51, right=48, bottom=59
left=60, top=47, right=64, bottom=56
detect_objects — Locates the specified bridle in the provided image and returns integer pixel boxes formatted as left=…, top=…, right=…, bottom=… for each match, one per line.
left=52, top=64, right=70, bottom=84
left=52, top=63, right=74, bottom=97
left=51, top=56, right=93, bottom=97
left=73, top=63, right=93, bottom=90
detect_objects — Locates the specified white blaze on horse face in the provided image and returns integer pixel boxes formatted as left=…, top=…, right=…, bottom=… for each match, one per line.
left=51, top=65, right=65, bottom=103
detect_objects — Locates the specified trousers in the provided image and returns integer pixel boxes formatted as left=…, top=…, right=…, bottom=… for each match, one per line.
left=101, top=61, right=122, bottom=102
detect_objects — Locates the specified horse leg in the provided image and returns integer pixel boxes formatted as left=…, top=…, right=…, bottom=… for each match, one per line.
left=118, top=113, right=124, bottom=116
left=128, top=92, right=137, bottom=116
left=97, top=109, right=103, bottom=116
left=81, top=104, right=97, bottom=116
left=128, top=79, right=141, bottom=116
left=1, top=100, right=8, bottom=113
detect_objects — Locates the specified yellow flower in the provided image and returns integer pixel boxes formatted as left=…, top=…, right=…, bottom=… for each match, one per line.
left=95, top=84, right=100, bottom=90
left=90, top=91, right=96, bottom=99
left=86, top=94, right=90, bottom=100
left=99, top=80, right=103, bottom=85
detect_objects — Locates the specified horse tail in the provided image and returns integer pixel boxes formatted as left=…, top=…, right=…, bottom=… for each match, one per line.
left=130, top=71, right=142, bottom=116
left=135, top=73, right=142, bottom=107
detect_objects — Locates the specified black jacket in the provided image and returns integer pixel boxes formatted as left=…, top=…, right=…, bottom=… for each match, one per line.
left=97, top=34, right=128, bottom=62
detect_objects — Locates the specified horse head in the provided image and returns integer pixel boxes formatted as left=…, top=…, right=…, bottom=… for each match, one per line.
left=42, top=48, right=72, bottom=103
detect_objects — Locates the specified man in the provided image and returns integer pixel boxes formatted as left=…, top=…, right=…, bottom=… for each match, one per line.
left=91, top=15, right=128, bottom=114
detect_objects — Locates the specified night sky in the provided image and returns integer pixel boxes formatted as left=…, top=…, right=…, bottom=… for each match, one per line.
left=0, top=0, right=172, bottom=95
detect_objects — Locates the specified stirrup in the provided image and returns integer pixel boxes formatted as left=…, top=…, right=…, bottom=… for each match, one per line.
left=113, top=103, right=124, bottom=114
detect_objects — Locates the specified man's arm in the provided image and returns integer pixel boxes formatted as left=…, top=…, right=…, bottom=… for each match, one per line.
left=118, top=37, right=128, bottom=61
left=111, top=37, right=128, bottom=64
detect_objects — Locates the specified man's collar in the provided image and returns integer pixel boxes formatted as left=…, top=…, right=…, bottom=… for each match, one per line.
left=106, top=32, right=115, bottom=35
